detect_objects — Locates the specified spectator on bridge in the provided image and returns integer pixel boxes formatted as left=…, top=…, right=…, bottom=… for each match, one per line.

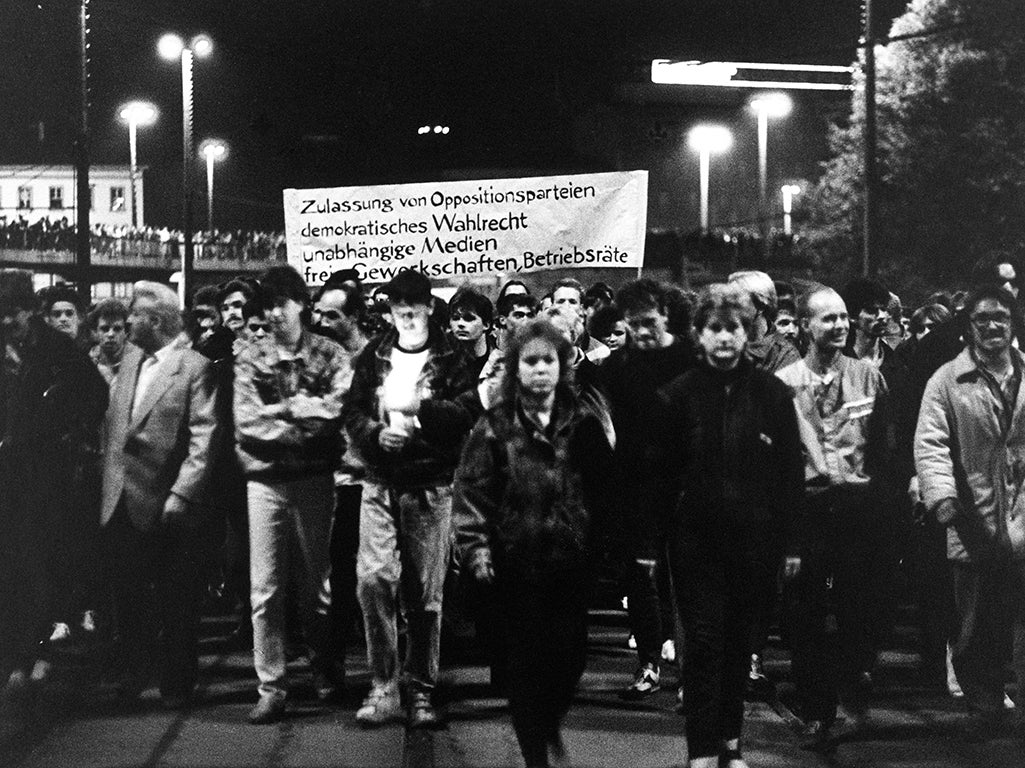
left=658, top=283, right=804, bottom=768
left=234, top=266, right=351, bottom=724
left=87, top=298, right=130, bottom=386
left=454, top=318, right=613, bottom=768
left=915, top=283, right=1025, bottom=742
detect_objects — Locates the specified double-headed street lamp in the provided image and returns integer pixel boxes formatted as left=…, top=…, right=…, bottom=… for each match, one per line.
left=159, top=32, right=213, bottom=305
left=199, top=139, right=228, bottom=232
left=750, top=93, right=792, bottom=237
left=118, top=101, right=157, bottom=228
left=687, top=125, right=733, bottom=233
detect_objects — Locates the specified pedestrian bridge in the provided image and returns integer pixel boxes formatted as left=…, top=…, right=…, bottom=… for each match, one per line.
left=0, top=237, right=285, bottom=285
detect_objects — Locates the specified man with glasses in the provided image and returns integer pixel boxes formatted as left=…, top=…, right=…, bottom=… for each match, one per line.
left=916, top=283, right=1025, bottom=742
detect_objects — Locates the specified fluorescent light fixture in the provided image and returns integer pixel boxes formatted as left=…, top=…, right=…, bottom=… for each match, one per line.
left=652, top=59, right=854, bottom=91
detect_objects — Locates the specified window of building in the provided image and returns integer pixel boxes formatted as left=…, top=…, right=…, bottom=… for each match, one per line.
left=17, top=186, right=32, bottom=209
left=110, top=187, right=126, bottom=212
left=49, top=186, right=64, bottom=209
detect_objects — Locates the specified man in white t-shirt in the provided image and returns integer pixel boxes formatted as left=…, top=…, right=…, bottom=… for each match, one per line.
left=343, top=270, right=476, bottom=729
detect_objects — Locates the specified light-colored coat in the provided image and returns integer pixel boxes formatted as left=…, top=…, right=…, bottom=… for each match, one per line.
left=100, top=339, right=218, bottom=532
left=915, top=347, right=1025, bottom=561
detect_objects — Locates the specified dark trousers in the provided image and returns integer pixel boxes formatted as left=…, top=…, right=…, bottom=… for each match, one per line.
left=623, top=502, right=677, bottom=668
left=784, top=487, right=890, bottom=723
left=328, top=484, right=361, bottom=661
left=103, top=507, right=203, bottom=698
left=669, top=512, right=778, bottom=758
left=950, top=560, right=1025, bottom=715
left=0, top=454, right=81, bottom=669
left=498, top=566, right=589, bottom=767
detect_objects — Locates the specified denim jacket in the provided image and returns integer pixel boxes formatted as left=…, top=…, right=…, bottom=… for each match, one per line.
left=343, top=324, right=476, bottom=488
left=234, top=330, right=350, bottom=481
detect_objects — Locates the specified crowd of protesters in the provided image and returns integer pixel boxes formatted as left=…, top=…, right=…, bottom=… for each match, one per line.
left=0, top=217, right=287, bottom=262
left=2, top=254, right=1025, bottom=768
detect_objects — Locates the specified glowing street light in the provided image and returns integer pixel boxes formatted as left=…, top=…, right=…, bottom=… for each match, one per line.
left=199, top=139, right=228, bottom=232
left=687, top=125, right=733, bottom=233
left=750, top=93, right=792, bottom=237
left=159, top=32, right=213, bottom=305
left=781, top=184, right=801, bottom=235
left=118, top=101, right=157, bottom=227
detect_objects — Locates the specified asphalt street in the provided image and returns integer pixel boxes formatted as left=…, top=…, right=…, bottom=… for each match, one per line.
left=1, top=612, right=1023, bottom=768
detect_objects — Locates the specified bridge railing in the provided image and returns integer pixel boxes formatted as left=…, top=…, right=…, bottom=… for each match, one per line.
left=0, top=231, right=287, bottom=270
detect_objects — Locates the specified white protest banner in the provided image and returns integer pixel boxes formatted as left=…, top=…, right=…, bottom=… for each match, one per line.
left=283, top=171, right=648, bottom=286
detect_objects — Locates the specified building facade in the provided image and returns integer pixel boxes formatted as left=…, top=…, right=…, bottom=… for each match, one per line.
left=0, top=164, right=143, bottom=228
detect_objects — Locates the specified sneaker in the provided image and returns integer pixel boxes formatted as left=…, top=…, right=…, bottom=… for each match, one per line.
left=660, top=639, right=676, bottom=664
left=1005, top=692, right=1016, bottom=710
left=356, top=681, right=403, bottom=726
left=627, top=634, right=637, bottom=650
left=945, top=643, right=963, bottom=697
left=80, top=610, right=98, bottom=634
left=48, top=622, right=72, bottom=644
left=798, top=720, right=832, bottom=752
left=408, top=688, right=442, bottom=729
left=248, top=694, right=286, bottom=725
left=620, top=663, right=660, bottom=700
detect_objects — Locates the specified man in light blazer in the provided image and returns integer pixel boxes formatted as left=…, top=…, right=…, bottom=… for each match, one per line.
left=100, top=281, right=218, bottom=708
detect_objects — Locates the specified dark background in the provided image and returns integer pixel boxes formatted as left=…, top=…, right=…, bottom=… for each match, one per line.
left=1, top=1, right=907, bottom=231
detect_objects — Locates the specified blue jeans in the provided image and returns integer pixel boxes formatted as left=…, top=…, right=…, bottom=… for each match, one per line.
left=248, top=475, right=335, bottom=699
left=356, top=481, right=452, bottom=691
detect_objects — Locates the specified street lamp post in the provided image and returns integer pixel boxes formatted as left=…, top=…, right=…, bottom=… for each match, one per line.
left=750, top=93, right=792, bottom=239
left=199, top=139, right=227, bottom=232
left=118, top=102, right=157, bottom=228
left=687, top=125, right=733, bottom=233
left=159, top=32, right=212, bottom=306
left=781, top=184, right=801, bottom=236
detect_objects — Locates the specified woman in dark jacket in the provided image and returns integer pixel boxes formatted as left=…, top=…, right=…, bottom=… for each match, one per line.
left=453, top=319, right=612, bottom=768
left=658, top=284, right=805, bottom=768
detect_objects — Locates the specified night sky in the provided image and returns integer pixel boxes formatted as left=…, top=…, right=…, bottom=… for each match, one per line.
left=1, top=0, right=908, bottom=231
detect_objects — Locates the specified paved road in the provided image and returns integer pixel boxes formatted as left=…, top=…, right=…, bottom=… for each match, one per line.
left=1, top=615, right=1022, bottom=767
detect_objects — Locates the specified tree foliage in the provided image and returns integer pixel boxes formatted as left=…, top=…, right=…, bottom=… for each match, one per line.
left=803, top=0, right=1025, bottom=289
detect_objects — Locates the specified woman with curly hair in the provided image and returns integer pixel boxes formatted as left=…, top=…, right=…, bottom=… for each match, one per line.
left=453, top=318, right=612, bottom=768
